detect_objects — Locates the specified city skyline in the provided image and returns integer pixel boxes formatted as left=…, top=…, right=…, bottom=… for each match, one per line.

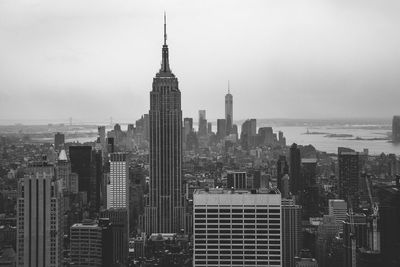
left=1, top=0, right=400, bottom=123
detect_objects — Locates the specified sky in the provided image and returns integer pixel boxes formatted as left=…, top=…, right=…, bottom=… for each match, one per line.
left=0, top=0, right=399, bottom=124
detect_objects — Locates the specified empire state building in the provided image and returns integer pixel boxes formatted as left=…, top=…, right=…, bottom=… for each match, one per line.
left=144, top=15, right=185, bottom=234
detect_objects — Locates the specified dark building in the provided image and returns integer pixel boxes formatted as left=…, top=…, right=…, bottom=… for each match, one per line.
left=289, top=143, right=301, bottom=195
left=282, top=199, right=303, bottom=267
left=216, top=119, right=226, bottom=140
left=225, top=88, right=233, bottom=135
left=145, top=15, right=185, bottom=234
left=100, top=210, right=128, bottom=265
left=301, top=159, right=320, bottom=218
left=392, top=115, right=400, bottom=143
left=227, top=171, right=247, bottom=189
left=375, top=184, right=400, bottom=266
left=69, top=146, right=100, bottom=210
left=107, top=137, right=115, bottom=153
left=54, top=132, right=65, bottom=150
left=258, top=127, right=274, bottom=146
left=198, top=110, right=207, bottom=137
left=277, top=155, right=289, bottom=191
left=338, top=151, right=361, bottom=209
left=240, top=119, right=257, bottom=150
left=343, top=213, right=368, bottom=267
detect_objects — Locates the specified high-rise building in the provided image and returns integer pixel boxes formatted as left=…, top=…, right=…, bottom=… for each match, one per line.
left=184, top=118, right=193, bottom=138
left=100, top=210, right=129, bottom=265
left=217, top=119, right=227, bottom=140
left=17, top=163, right=62, bottom=267
left=240, top=119, right=257, bottom=150
left=70, top=219, right=120, bottom=267
left=392, top=115, right=400, bottom=143
left=328, top=199, right=347, bottom=232
left=193, top=188, right=282, bottom=267
left=145, top=15, right=185, bottom=234
left=316, top=215, right=338, bottom=267
left=207, top=122, right=213, bottom=135
left=54, top=132, right=64, bottom=150
left=226, top=171, right=247, bottom=189
left=290, top=143, right=301, bottom=195
left=69, top=146, right=93, bottom=200
left=343, top=213, right=368, bottom=267
left=277, top=156, right=289, bottom=191
left=198, top=110, right=207, bottom=136
left=338, top=151, right=360, bottom=208
left=98, top=126, right=107, bottom=158
left=281, top=174, right=290, bottom=199
left=107, top=153, right=128, bottom=209
left=225, top=86, right=233, bottom=135
left=282, top=198, right=303, bottom=267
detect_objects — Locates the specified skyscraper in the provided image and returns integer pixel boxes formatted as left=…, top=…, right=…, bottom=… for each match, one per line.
left=107, top=153, right=128, bottom=209
left=328, top=199, right=347, bottom=232
left=193, top=188, right=282, bottom=267
left=277, top=155, right=289, bottom=191
left=392, top=115, right=400, bottom=143
left=17, top=163, right=62, bottom=267
left=198, top=110, right=207, bottom=136
left=54, top=132, right=64, bottom=150
left=145, top=14, right=185, bottom=234
left=217, top=118, right=227, bottom=140
left=282, top=198, right=303, bottom=267
left=225, top=85, right=233, bottom=135
left=290, top=143, right=301, bottom=195
left=338, top=151, right=360, bottom=208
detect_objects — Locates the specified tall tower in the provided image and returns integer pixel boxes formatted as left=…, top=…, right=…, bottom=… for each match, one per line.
left=107, top=153, right=128, bottom=209
left=17, top=163, right=62, bottom=267
left=145, top=14, right=185, bottom=234
left=225, top=82, right=233, bottom=135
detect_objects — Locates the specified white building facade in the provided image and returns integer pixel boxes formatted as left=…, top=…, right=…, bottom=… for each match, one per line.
left=193, top=188, right=282, bottom=267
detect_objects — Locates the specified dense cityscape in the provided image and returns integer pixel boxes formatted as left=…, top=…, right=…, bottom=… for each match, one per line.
left=1, top=14, right=400, bottom=267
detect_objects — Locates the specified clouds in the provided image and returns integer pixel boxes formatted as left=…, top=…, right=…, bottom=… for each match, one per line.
left=0, top=0, right=399, bottom=124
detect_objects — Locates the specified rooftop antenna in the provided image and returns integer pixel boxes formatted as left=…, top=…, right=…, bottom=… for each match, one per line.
left=228, top=80, right=230, bottom=94
left=164, top=12, right=167, bottom=45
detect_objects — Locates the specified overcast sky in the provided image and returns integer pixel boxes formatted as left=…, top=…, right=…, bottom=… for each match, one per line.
left=0, top=0, right=399, bottom=124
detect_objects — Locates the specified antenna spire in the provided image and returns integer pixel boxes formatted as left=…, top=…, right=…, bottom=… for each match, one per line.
left=228, top=80, right=230, bottom=94
left=164, top=12, right=167, bottom=45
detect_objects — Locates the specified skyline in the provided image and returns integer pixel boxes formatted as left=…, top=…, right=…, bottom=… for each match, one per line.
left=1, top=0, right=400, bottom=123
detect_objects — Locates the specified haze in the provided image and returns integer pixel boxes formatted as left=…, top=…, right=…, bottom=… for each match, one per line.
left=1, top=0, right=399, bottom=124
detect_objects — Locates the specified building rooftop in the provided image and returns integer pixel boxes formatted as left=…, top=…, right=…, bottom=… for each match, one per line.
left=194, top=187, right=280, bottom=195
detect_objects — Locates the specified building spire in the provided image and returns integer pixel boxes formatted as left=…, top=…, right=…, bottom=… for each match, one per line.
left=159, top=12, right=171, bottom=74
left=164, top=12, right=167, bottom=45
left=228, top=80, right=231, bottom=94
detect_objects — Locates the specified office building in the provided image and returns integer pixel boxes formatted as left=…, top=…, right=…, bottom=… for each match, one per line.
left=343, top=213, right=368, bottom=267
left=338, top=151, right=360, bottom=208
left=17, top=164, right=62, bottom=267
left=100, top=209, right=128, bottom=265
left=225, top=87, right=233, bottom=135
left=70, top=220, right=114, bottom=267
left=227, top=171, right=247, bottom=189
left=315, top=215, right=338, bottom=267
left=277, top=156, right=289, bottom=191
left=290, top=143, right=301, bottom=195
left=281, top=174, right=290, bottom=199
left=69, top=146, right=93, bottom=200
left=54, top=132, right=64, bottom=150
left=198, top=110, right=207, bottom=136
left=145, top=15, right=185, bottom=234
left=193, top=188, right=282, bottom=267
left=328, top=199, right=347, bottom=232
left=217, top=119, right=227, bottom=140
left=107, top=153, right=128, bottom=209
left=282, top=198, right=303, bottom=267
left=258, top=127, right=274, bottom=146
left=392, top=115, right=400, bottom=143
left=240, top=119, right=257, bottom=150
